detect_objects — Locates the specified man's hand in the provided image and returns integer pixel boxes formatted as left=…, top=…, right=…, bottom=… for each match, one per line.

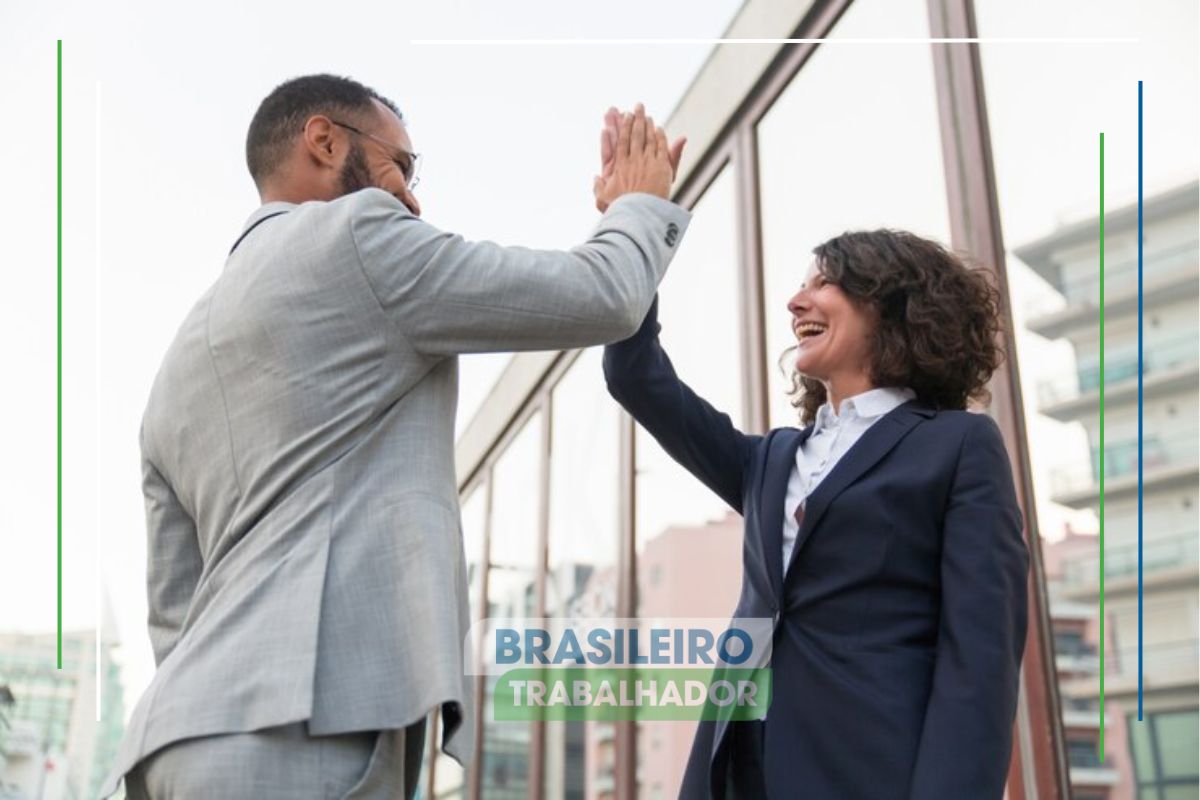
left=593, top=103, right=687, bottom=213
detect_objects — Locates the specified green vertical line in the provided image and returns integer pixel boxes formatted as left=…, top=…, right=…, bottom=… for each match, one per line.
left=1098, top=131, right=1105, bottom=758
left=57, top=39, right=63, bottom=670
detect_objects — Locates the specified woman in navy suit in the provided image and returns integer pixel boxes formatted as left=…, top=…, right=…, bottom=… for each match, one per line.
left=603, top=230, right=1029, bottom=799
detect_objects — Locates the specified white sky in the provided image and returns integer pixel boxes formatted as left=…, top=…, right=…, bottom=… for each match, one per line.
left=0, top=0, right=742, bottom=720
left=1, top=0, right=1195, bottom=729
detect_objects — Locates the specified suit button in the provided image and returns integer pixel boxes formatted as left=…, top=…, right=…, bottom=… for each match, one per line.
left=665, top=222, right=679, bottom=247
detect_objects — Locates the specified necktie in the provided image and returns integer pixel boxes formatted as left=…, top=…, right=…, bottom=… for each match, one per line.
left=793, top=502, right=805, bottom=528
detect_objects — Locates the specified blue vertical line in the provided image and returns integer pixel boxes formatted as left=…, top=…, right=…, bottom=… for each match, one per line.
left=1137, top=79, right=1144, bottom=722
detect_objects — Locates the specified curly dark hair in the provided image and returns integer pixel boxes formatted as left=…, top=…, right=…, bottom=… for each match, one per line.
left=781, top=229, right=1005, bottom=426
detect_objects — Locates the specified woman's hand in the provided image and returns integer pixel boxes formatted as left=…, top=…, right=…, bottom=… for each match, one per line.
left=593, top=103, right=686, bottom=213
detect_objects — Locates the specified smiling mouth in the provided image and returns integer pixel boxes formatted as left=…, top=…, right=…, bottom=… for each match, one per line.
left=794, top=322, right=828, bottom=342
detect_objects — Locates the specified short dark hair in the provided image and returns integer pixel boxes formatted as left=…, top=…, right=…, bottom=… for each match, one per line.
left=781, top=229, right=1005, bottom=426
left=246, top=74, right=402, bottom=188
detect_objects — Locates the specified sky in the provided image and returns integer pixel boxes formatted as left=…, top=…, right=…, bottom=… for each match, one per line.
left=0, top=0, right=743, bottom=721
left=1, top=0, right=1195, bottom=731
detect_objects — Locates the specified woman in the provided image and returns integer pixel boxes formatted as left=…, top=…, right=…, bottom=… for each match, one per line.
left=603, top=230, right=1029, bottom=799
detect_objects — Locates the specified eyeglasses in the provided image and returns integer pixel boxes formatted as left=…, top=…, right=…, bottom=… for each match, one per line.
left=329, top=119, right=422, bottom=190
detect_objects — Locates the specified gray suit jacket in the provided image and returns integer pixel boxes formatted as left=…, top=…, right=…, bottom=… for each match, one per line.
left=100, top=188, right=690, bottom=796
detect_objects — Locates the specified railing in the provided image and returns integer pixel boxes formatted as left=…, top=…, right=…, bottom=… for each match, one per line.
left=1037, top=333, right=1199, bottom=406
left=1021, top=239, right=1199, bottom=318
left=1061, top=531, right=1200, bottom=588
left=1066, top=746, right=1111, bottom=769
left=1048, top=429, right=1199, bottom=496
left=1101, top=638, right=1199, bottom=681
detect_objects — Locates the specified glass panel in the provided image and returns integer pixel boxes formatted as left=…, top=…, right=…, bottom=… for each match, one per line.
left=632, top=165, right=743, bottom=800
left=543, top=348, right=621, bottom=800
left=1128, top=713, right=1158, bottom=784
left=457, top=353, right=514, bottom=438
left=480, top=412, right=543, bottom=800
left=1162, top=786, right=1200, bottom=800
left=432, top=483, right=488, bottom=799
left=1154, top=710, right=1200, bottom=779
left=976, top=0, right=1199, bottom=771
left=757, top=0, right=951, bottom=430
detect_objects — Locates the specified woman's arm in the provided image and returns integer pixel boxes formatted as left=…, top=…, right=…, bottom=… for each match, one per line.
left=908, top=412, right=1030, bottom=798
left=603, top=296, right=760, bottom=513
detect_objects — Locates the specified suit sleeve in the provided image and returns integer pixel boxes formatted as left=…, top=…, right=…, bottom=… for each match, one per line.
left=603, top=296, right=759, bottom=513
left=348, top=188, right=691, bottom=355
left=142, top=430, right=204, bottom=667
left=908, top=413, right=1029, bottom=799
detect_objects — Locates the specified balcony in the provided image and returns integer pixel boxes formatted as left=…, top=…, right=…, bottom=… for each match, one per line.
left=1060, top=697, right=1108, bottom=729
left=1060, top=531, right=1199, bottom=596
left=1056, top=640, right=1101, bottom=676
left=1049, top=430, right=1199, bottom=507
left=1037, top=333, right=1198, bottom=417
left=1063, top=639, right=1200, bottom=699
left=1024, top=240, right=1199, bottom=337
left=1069, top=764, right=1121, bottom=787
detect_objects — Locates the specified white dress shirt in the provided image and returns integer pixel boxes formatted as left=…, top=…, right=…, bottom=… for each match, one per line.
left=780, top=386, right=916, bottom=575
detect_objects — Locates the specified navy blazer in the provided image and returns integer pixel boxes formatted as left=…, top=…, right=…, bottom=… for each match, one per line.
left=603, top=298, right=1029, bottom=800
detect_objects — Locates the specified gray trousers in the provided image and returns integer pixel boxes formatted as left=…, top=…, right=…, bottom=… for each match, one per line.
left=124, top=719, right=426, bottom=799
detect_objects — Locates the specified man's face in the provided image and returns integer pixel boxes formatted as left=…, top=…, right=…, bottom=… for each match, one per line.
left=336, top=98, right=421, bottom=215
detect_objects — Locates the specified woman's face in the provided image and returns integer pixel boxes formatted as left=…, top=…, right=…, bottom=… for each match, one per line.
left=787, top=260, right=877, bottom=383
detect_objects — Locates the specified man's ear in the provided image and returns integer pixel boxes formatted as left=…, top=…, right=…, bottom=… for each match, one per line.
left=301, top=115, right=339, bottom=167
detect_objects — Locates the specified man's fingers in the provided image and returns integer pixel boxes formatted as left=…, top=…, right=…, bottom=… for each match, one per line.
left=655, top=126, right=668, bottom=163
left=646, top=116, right=657, bottom=156
left=631, top=102, right=646, bottom=155
left=600, top=127, right=613, bottom=171
left=616, top=110, right=632, bottom=161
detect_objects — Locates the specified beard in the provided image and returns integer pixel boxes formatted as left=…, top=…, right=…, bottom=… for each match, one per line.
left=337, top=141, right=373, bottom=196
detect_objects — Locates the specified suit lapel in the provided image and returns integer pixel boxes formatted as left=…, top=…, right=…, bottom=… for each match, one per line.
left=760, top=427, right=809, bottom=605
left=783, top=400, right=934, bottom=580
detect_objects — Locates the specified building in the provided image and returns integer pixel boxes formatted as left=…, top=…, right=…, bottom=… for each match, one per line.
left=632, top=513, right=743, bottom=800
left=411, top=0, right=1197, bottom=797
left=1042, top=529, right=1130, bottom=799
left=1018, top=180, right=1200, bottom=799
left=0, top=631, right=125, bottom=800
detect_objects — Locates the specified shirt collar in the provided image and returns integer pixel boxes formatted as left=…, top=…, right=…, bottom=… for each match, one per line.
left=813, top=387, right=916, bottom=433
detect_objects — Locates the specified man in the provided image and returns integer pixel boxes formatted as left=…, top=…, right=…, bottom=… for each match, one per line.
left=99, top=74, right=688, bottom=799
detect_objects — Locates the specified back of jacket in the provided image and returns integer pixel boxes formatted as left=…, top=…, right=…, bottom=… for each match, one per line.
left=103, top=187, right=691, bottom=794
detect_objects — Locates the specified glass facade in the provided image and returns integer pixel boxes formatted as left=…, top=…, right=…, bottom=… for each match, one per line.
left=431, top=0, right=1198, bottom=797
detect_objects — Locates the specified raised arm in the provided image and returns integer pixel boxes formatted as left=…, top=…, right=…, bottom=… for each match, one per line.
left=603, top=296, right=759, bottom=513
left=908, top=413, right=1029, bottom=798
left=349, top=105, right=691, bottom=356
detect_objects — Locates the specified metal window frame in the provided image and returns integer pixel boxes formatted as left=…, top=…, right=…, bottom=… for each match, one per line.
left=925, top=1, right=1070, bottom=796
left=449, top=0, right=1069, bottom=796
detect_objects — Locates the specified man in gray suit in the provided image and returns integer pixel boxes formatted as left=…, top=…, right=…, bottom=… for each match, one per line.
left=100, top=74, right=689, bottom=799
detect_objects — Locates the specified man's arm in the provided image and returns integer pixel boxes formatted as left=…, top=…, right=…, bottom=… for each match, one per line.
left=349, top=106, right=689, bottom=356
left=908, top=413, right=1029, bottom=798
left=349, top=189, right=690, bottom=355
left=603, top=297, right=759, bottom=513
left=141, top=428, right=204, bottom=667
